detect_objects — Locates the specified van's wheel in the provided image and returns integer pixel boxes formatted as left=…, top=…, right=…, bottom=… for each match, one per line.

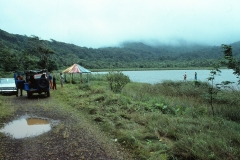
left=27, top=92, right=32, bottom=98
left=47, top=91, right=50, bottom=97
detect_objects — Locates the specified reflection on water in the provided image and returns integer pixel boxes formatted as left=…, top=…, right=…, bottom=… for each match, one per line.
left=0, top=116, right=51, bottom=139
left=27, top=118, right=49, bottom=125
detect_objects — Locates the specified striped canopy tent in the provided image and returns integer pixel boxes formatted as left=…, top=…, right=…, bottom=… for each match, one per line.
left=62, top=64, right=91, bottom=83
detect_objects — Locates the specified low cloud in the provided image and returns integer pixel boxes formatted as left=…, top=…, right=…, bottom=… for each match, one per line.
left=0, top=0, right=240, bottom=48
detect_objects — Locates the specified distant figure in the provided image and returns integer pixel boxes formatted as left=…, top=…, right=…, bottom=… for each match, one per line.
left=28, top=75, right=35, bottom=89
left=183, top=73, right=187, bottom=81
left=60, top=73, right=64, bottom=87
left=48, top=73, right=53, bottom=89
left=52, top=75, right=57, bottom=90
left=41, top=74, right=47, bottom=79
left=195, top=72, right=197, bottom=81
left=16, top=75, right=24, bottom=97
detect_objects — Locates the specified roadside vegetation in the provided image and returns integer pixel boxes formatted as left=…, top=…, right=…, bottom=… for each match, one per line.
left=1, top=71, right=240, bottom=159
left=0, top=98, right=14, bottom=124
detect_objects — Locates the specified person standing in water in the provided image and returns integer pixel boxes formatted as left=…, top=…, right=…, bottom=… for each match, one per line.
left=183, top=73, right=187, bottom=81
left=194, top=72, right=197, bottom=81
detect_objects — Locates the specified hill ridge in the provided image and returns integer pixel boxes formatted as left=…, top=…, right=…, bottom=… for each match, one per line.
left=0, top=29, right=239, bottom=72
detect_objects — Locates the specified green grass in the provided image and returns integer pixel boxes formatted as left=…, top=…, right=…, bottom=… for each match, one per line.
left=49, top=78, right=240, bottom=159
left=0, top=98, right=14, bottom=127
left=1, top=76, right=240, bottom=159
left=0, top=97, right=15, bottom=157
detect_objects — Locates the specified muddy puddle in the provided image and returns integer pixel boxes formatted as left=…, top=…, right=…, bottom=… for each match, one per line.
left=0, top=115, right=58, bottom=139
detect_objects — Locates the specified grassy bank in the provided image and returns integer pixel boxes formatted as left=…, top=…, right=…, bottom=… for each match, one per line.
left=1, top=74, right=240, bottom=159
left=0, top=98, right=14, bottom=126
left=52, top=75, right=240, bottom=159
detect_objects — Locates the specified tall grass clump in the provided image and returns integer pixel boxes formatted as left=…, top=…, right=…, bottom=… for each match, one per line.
left=170, top=117, right=240, bottom=159
left=155, top=80, right=209, bottom=98
left=122, top=83, right=154, bottom=101
left=213, top=89, right=240, bottom=121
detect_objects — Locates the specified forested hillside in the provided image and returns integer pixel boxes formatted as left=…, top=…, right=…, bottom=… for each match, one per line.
left=0, top=29, right=240, bottom=73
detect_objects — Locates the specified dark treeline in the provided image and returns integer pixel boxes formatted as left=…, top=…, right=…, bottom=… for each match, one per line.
left=0, top=29, right=240, bottom=73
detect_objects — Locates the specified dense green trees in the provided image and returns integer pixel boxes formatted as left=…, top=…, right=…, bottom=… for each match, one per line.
left=0, top=31, right=57, bottom=73
left=0, top=28, right=240, bottom=74
left=0, top=45, right=19, bottom=71
left=27, top=35, right=56, bottom=71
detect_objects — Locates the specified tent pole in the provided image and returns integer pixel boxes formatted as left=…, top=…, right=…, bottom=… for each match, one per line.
left=80, top=73, right=83, bottom=83
left=79, top=73, right=80, bottom=84
left=69, top=73, right=71, bottom=84
left=71, top=73, right=73, bottom=84
left=72, top=73, right=73, bottom=84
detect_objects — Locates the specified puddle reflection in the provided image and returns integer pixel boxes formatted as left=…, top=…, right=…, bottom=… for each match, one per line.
left=27, top=118, right=49, bottom=125
left=0, top=116, right=51, bottom=139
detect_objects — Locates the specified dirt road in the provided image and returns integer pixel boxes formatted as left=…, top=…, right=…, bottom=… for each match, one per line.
left=0, top=93, right=130, bottom=160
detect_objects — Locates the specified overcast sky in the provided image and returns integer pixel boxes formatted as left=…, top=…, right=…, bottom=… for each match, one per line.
left=1, top=0, right=240, bottom=48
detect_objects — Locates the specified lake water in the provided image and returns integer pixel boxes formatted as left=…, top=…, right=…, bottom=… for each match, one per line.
left=94, top=69, right=239, bottom=87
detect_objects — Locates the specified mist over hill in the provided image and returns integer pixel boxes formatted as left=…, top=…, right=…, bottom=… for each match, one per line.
left=0, top=29, right=240, bottom=72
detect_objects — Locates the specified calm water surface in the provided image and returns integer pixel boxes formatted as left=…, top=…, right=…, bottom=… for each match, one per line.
left=94, top=69, right=239, bottom=86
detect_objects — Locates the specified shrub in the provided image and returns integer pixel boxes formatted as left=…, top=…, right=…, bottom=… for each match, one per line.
left=106, top=71, right=130, bottom=93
